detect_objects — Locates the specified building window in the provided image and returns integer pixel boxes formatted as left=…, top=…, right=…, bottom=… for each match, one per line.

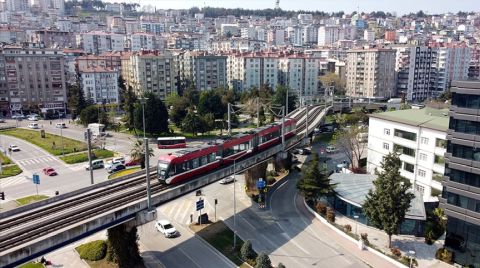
left=383, top=143, right=389, bottom=150
left=434, top=154, right=445, bottom=164
left=384, top=128, right=390, bottom=135
left=418, top=169, right=426, bottom=177
left=394, top=144, right=416, bottom=157
left=403, top=162, right=415, bottom=173
left=394, top=129, right=417, bottom=141
left=421, top=137, right=429, bottom=145
left=436, top=138, right=447, bottom=149
left=419, top=153, right=427, bottom=161
left=415, top=184, right=425, bottom=195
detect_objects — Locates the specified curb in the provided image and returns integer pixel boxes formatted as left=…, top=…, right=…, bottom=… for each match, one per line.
left=303, top=199, right=408, bottom=268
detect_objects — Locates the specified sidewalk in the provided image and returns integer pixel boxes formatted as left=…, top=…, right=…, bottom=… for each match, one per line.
left=335, top=214, right=449, bottom=268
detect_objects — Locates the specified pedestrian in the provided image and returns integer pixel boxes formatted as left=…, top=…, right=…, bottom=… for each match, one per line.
left=49, top=121, right=52, bottom=125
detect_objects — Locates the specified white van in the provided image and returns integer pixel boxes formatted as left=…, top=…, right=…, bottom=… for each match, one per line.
left=55, top=122, right=66, bottom=128
left=28, top=123, right=39, bottom=129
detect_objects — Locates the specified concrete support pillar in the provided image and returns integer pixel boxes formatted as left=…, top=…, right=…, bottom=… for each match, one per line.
left=245, top=161, right=268, bottom=192
left=274, top=152, right=292, bottom=172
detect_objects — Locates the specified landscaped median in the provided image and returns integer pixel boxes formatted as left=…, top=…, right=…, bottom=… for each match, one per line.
left=60, top=149, right=115, bottom=164
left=16, top=195, right=49, bottom=206
left=0, top=152, right=22, bottom=178
left=0, top=128, right=87, bottom=155
left=108, top=167, right=141, bottom=180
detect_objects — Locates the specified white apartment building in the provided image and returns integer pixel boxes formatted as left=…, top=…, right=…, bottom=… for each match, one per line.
left=318, top=26, right=344, bottom=47
left=80, top=67, right=119, bottom=104
left=241, top=27, right=256, bottom=39
left=178, top=51, right=227, bottom=91
left=79, top=31, right=125, bottom=54
left=367, top=107, right=448, bottom=200
left=435, top=45, right=471, bottom=92
left=128, top=33, right=157, bottom=51
left=346, top=48, right=396, bottom=99
left=303, top=25, right=318, bottom=44
left=363, top=29, right=375, bottom=42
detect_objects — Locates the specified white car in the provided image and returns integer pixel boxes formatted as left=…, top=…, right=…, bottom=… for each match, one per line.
left=28, top=116, right=39, bottom=121
left=326, top=146, right=338, bottom=153
left=104, top=158, right=125, bottom=170
left=219, top=175, right=235, bottom=184
left=155, top=220, right=178, bottom=238
left=28, top=123, right=39, bottom=129
left=9, top=145, right=20, bottom=152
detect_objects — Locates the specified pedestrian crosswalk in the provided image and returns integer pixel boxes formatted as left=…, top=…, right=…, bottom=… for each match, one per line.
left=159, top=198, right=213, bottom=226
left=17, top=156, right=59, bottom=166
left=0, top=174, right=30, bottom=187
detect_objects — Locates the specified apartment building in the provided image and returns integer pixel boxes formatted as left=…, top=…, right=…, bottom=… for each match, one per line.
left=178, top=51, right=227, bottom=91
left=363, top=29, right=375, bottom=42
left=121, top=51, right=177, bottom=100
left=80, top=67, right=119, bottom=104
left=368, top=107, right=448, bottom=199
left=435, top=44, right=471, bottom=92
left=346, top=48, right=396, bottom=99
left=0, top=44, right=67, bottom=115
left=78, top=31, right=125, bottom=54
left=76, top=52, right=124, bottom=73
left=441, top=80, right=480, bottom=267
left=29, top=30, right=76, bottom=49
left=6, top=0, right=29, bottom=12
left=318, top=26, right=344, bottom=47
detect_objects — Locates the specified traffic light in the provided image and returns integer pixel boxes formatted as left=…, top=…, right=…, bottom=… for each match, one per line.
left=0, top=191, right=5, bottom=200
left=214, top=199, right=218, bottom=205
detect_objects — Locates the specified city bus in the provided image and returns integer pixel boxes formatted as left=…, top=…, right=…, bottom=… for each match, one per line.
left=157, top=137, right=187, bottom=149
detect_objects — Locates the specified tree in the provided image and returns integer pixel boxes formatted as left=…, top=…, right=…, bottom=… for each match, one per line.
left=167, top=93, right=191, bottom=127
left=332, top=124, right=367, bottom=169
left=362, top=152, right=415, bottom=248
left=319, top=72, right=346, bottom=96
left=240, top=240, right=257, bottom=263
left=181, top=109, right=203, bottom=136
left=202, top=113, right=216, bottom=133
left=297, top=153, right=335, bottom=202
left=129, top=139, right=154, bottom=169
left=79, top=105, right=99, bottom=126
left=123, top=86, right=137, bottom=130
left=133, top=93, right=169, bottom=135
left=255, top=252, right=272, bottom=268
left=198, top=89, right=226, bottom=119
left=67, top=83, right=87, bottom=119
left=106, top=224, right=141, bottom=267
left=273, top=85, right=297, bottom=114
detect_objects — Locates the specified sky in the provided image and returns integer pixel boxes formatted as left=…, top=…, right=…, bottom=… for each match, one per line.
left=108, top=0, right=479, bottom=15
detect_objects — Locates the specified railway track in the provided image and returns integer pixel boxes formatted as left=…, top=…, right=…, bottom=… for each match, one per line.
left=0, top=106, right=326, bottom=256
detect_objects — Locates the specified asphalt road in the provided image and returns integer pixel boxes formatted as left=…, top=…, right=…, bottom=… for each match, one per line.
left=0, top=134, right=110, bottom=201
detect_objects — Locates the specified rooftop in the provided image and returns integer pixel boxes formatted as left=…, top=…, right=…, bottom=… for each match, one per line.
left=369, top=107, right=449, bottom=132
left=330, top=173, right=426, bottom=221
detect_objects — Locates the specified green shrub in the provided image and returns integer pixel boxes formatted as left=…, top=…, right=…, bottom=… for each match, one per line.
left=315, top=202, right=327, bottom=216
left=435, top=248, right=454, bottom=264
left=400, top=256, right=418, bottom=267
left=344, top=224, right=352, bottom=233
left=76, top=240, right=107, bottom=261
left=255, top=252, right=272, bottom=268
left=326, top=207, right=335, bottom=223
left=266, top=176, right=276, bottom=185
left=277, top=263, right=286, bottom=268
left=241, top=240, right=257, bottom=265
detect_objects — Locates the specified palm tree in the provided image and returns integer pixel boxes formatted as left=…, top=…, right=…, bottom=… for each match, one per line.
left=130, top=139, right=154, bottom=169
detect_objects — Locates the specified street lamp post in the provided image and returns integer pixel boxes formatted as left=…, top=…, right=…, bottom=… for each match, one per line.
left=144, top=137, right=152, bottom=211
left=408, top=250, right=416, bottom=268
left=60, top=118, right=65, bottom=157
left=139, top=97, right=148, bottom=139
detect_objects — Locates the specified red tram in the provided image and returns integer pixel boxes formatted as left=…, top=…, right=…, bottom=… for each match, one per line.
left=157, top=118, right=297, bottom=184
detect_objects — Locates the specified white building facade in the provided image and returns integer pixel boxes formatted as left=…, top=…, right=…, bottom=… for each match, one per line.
left=80, top=68, right=119, bottom=104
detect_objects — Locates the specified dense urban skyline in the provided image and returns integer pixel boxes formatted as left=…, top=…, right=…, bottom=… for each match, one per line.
left=110, top=0, right=480, bottom=15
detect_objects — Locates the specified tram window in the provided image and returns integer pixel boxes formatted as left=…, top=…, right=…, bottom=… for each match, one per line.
left=200, top=156, right=208, bottom=166
left=223, top=147, right=234, bottom=156
left=176, top=164, right=185, bottom=173
left=209, top=153, right=216, bottom=162
left=192, top=158, right=199, bottom=169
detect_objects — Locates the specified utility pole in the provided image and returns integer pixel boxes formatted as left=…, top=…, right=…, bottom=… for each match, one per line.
left=305, top=104, right=309, bottom=138
left=87, top=129, right=94, bottom=185
left=144, top=138, right=152, bottom=211
left=285, top=88, right=289, bottom=115
left=227, top=103, right=231, bottom=136
left=281, top=106, right=285, bottom=151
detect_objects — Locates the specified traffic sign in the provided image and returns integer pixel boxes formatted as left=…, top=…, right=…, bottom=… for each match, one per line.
left=256, top=178, right=266, bottom=190
left=196, top=199, right=204, bottom=211
left=33, top=174, right=40, bottom=185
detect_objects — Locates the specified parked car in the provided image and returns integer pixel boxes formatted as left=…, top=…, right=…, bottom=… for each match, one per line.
left=107, top=163, right=126, bottom=174
left=55, top=122, right=66, bottom=128
left=28, top=123, right=39, bottom=129
left=112, top=157, right=125, bottom=164
left=9, top=145, right=20, bottom=152
left=0, top=118, right=5, bottom=123
left=84, top=159, right=104, bottom=170
left=219, top=175, right=235, bottom=184
left=12, top=114, right=25, bottom=120
left=125, top=159, right=140, bottom=167
left=326, top=146, right=338, bottom=153
left=27, top=115, right=39, bottom=121
left=298, top=148, right=311, bottom=155
left=155, top=220, right=178, bottom=238
left=43, top=167, right=57, bottom=176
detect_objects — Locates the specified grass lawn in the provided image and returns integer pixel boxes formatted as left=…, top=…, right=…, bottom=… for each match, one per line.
left=0, top=152, right=12, bottom=165
left=0, top=129, right=87, bottom=155
left=0, top=165, right=22, bottom=178
left=193, top=221, right=245, bottom=266
left=108, top=167, right=141, bottom=180
left=18, top=262, right=44, bottom=268
left=16, top=195, right=49, bottom=206
left=60, top=149, right=115, bottom=164
left=86, top=259, right=118, bottom=268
